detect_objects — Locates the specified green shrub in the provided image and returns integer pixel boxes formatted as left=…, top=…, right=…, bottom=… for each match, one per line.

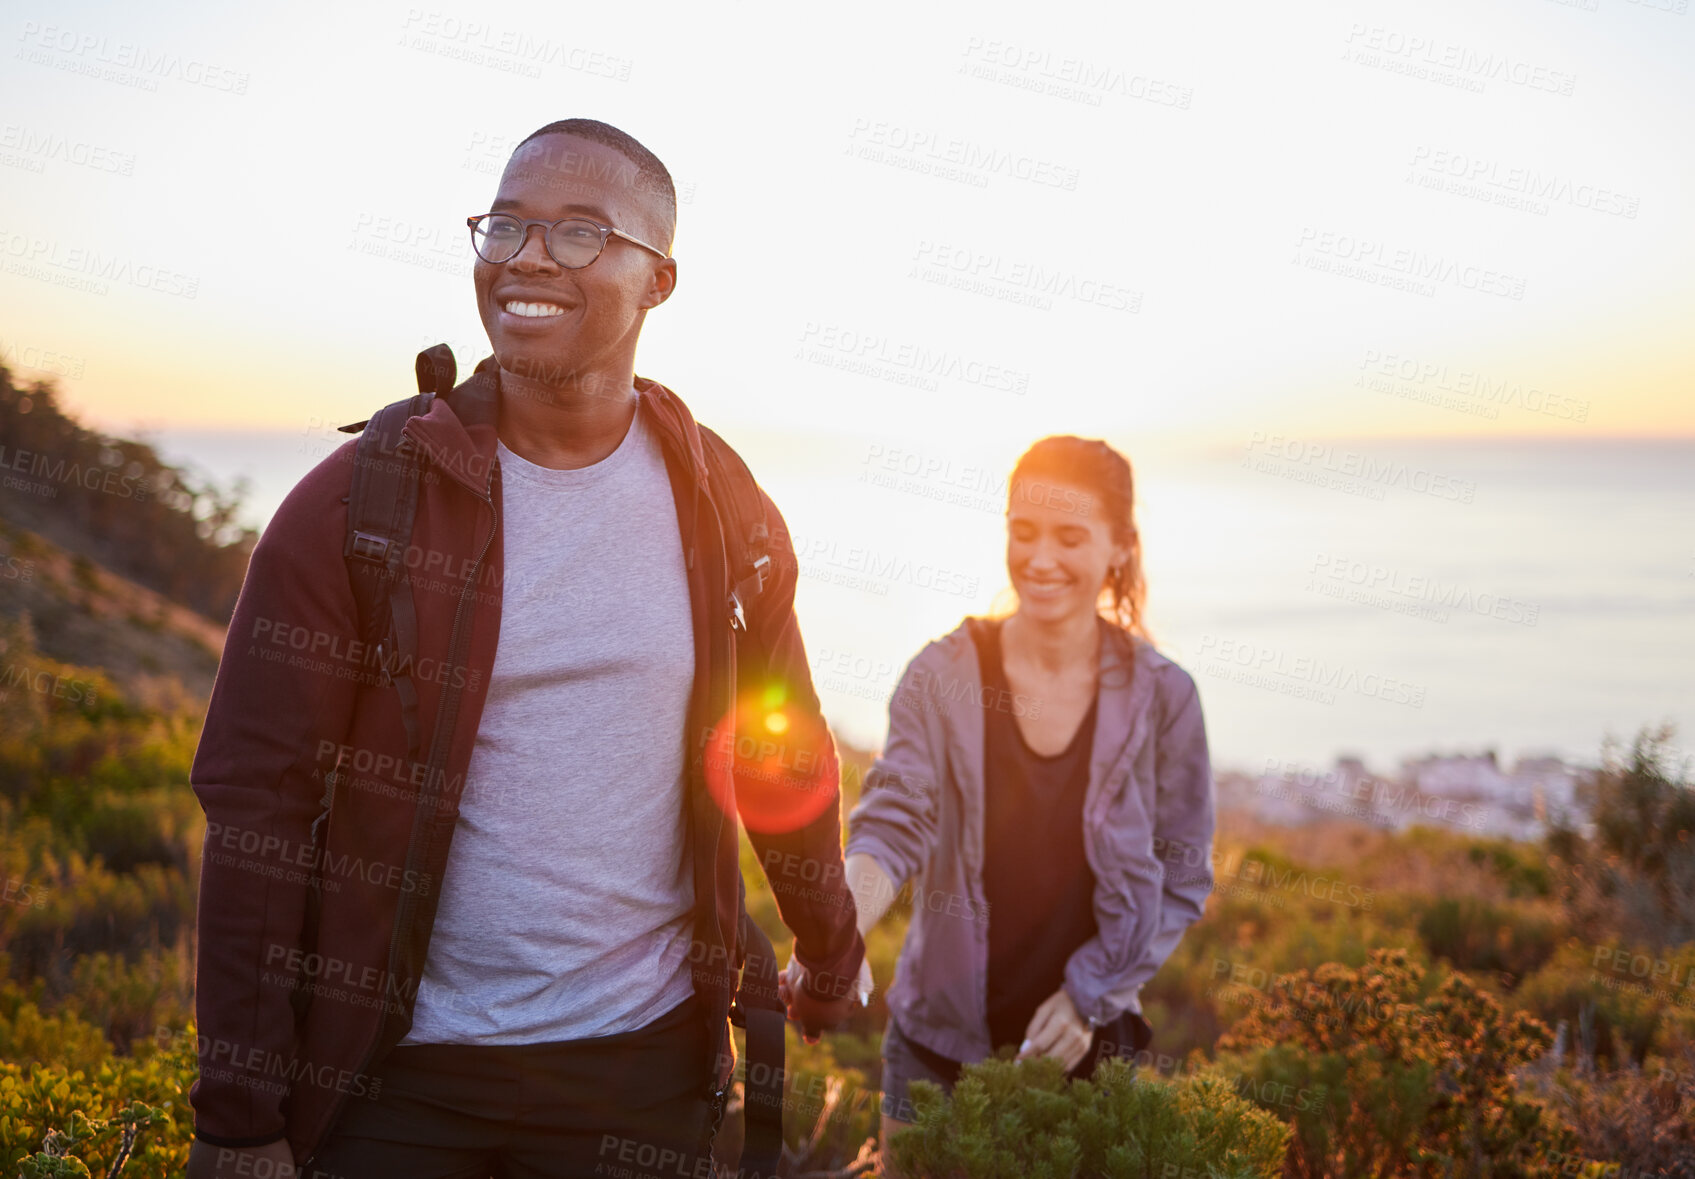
left=1513, top=938, right=1695, bottom=1070
left=1523, top=1032, right=1695, bottom=1176
left=6, top=856, right=192, bottom=988
left=888, top=1054, right=1291, bottom=1179
left=75, top=789, right=196, bottom=875
left=60, top=952, right=192, bottom=1055
left=1465, top=839, right=1553, bottom=899
left=1216, top=948, right=1592, bottom=1177
left=1143, top=872, right=1426, bottom=1066
left=1550, top=725, right=1695, bottom=951
left=0, top=1026, right=194, bottom=1179
left=0, top=973, right=111, bottom=1073
left=16, top=1102, right=171, bottom=1178
left=1417, top=895, right=1561, bottom=982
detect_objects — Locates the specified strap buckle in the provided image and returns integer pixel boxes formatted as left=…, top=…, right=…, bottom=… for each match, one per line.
left=727, top=555, right=771, bottom=635
left=747, top=553, right=771, bottom=596
left=347, top=530, right=391, bottom=563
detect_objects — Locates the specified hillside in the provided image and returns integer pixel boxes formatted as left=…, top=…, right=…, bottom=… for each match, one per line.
left=0, top=518, right=225, bottom=709
left=0, top=361, right=249, bottom=709
left=0, top=364, right=253, bottom=626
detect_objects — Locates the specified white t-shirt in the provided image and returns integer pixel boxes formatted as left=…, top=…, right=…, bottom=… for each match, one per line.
left=401, top=406, right=698, bottom=1045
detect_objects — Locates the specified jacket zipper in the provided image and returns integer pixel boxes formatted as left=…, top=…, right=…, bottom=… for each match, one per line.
left=690, top=472, right=741, bottom=1113
left=302, top=460, right=497, bottom=1167
left=687, top=481, right=730, bottom=966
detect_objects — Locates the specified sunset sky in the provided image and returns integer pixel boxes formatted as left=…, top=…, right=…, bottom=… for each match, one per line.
left=2, top=0, right=1689, bottom=446
left=3, top=0, right=1692, bottom=770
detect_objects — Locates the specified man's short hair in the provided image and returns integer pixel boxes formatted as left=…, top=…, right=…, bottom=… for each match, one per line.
left=514, top=119, right=677, bottom=251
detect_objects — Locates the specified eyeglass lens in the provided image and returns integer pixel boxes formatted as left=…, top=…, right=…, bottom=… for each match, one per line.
left=471, top=215, right=604, bottom=268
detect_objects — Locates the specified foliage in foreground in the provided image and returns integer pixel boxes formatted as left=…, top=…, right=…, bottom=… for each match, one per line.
left=1522, top=1028, right=1695, bottom=1179
left=0, top=1025, right=194, bottom=1179
left=888, top=1053, right=1291, bottom=1179
left=1216, top=948, right=1592, bottom=1178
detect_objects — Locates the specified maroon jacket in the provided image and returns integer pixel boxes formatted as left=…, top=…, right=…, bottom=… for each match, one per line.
left=188, top=360, right=864, bottom=1165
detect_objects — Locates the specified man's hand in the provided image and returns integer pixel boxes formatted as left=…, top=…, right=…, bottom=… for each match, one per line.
left=186, top=1138, right=296, bottom=1179
left=776, top=952, right=872, bottom=1044
left=1017, top=987, right=1093, bottom=1072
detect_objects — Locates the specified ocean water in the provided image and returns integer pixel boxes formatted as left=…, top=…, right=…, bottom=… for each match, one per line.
left=145, top=426, right=1695, bottom=778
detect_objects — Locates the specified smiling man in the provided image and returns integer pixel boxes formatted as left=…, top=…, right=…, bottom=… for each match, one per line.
left=185, top=119, right=867, bottom=1179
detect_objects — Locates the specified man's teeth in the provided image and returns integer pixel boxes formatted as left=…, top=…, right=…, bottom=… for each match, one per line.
left=504, top=300, right=566, bottom=317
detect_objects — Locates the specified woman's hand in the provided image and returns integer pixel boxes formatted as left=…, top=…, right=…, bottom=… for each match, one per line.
left=776, top=952, right=873, bottom=1043
left=1017, top=987, right=1093, bottom=1072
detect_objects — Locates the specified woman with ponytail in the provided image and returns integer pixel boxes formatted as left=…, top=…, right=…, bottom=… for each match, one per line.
left=827, top=436, right=1217, bottom=1156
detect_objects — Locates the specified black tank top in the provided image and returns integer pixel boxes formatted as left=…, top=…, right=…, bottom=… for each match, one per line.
left=972, top=618, right=1101, bottom=1052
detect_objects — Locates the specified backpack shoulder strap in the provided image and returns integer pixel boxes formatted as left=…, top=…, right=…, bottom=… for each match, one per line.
left=297, top=344, right=453, bottom=1028
left=729, top=884, right=786, bottom=1178
left=334, top=343, right=457, bottom=764
left=697, top=425, right=791, bottom=634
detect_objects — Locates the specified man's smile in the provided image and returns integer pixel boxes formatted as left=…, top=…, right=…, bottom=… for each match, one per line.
left=493, top=286, right=579, bottom=326
left=502, top=299, right=568, bottom=318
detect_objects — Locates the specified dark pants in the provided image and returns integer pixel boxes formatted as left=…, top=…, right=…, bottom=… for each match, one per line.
left=304, top=993, right=715, bottom=1179
left=879, top=1008, right=1154, bottom=1122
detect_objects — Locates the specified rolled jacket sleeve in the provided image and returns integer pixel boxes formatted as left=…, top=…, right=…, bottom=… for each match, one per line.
left=1065, top=665, right=1215, bottom=1024
left=845, top=649, right=946, bottom=896
left=735, top=488, right=864, bottom=996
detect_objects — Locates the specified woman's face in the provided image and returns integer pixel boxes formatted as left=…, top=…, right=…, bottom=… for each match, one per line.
left=1005, top=476, right=1130, bottom=626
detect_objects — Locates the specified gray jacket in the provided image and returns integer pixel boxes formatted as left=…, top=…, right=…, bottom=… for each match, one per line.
left=845, top=616, right=1215, bottom=1063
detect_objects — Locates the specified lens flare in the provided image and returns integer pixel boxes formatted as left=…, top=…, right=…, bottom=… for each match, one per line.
left=703, top=682, right=838, bottom=834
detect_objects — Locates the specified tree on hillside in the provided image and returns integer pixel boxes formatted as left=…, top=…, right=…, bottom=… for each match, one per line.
left=0, top=367, right=254, bottom=622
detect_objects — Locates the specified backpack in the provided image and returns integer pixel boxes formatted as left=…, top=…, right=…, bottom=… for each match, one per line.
left=320, top=344, right=789, bottom=1176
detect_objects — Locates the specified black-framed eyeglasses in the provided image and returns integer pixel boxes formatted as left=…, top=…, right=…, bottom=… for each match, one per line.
left=466, top=213, right=670, bottom=268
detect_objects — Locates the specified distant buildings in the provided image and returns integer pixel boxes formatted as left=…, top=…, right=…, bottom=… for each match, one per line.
left=1217, top=749, right=1588, bottom=841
